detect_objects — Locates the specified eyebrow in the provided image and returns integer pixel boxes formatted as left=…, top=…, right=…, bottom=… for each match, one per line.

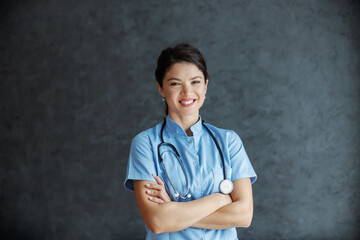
left=167, top=76, right=203, bottom=81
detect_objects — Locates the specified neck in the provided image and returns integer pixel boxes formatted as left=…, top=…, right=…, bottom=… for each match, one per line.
left=168, top=113, right=199, bottom=136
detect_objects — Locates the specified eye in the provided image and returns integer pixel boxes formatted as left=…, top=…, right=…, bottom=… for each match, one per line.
left=170, top=82, right=180, bottom=86
left=192, top=80, right=201, bottom=84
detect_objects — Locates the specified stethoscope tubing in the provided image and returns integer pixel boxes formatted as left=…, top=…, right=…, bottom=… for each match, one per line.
left=201, top=120, right=227, bottom=180
left=158, top=118, right=228, bottom=199
left=157, top=142, right=191, bottom=199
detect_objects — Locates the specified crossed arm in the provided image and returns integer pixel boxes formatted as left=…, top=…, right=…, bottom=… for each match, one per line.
left=133, top=176, right=253, bottom=234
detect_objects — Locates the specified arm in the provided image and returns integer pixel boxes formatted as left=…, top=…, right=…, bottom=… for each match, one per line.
left=191, top=177, right=253, bottom=229
left=191, top=130, right=256, bottom=229
left=145, top=131, right=256, bottom=230
left=134, top=179, right=232, bottom=234
left=146, top=176, right=254, bottom=229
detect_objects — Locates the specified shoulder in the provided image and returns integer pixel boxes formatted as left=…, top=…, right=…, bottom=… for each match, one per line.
left=203, top=122, right=241, bottom=143
left=202, top=123, right=245, bottom=154
left=131, top=122, right=163, bottom=146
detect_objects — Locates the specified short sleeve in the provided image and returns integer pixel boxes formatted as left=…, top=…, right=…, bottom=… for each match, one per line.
left=229, top=131, right=257, bottom=184
left=124, top=131, right=157, bottom=191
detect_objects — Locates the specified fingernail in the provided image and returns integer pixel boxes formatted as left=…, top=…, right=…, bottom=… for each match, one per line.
left=149, top=197, right=153, bottom=200
left=146, top=190, right=151, bottom=194
left=146, top=184, right=150, bottom=187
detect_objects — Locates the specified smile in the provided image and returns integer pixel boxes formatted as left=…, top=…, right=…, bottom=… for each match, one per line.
left=179, top=99, right=196, bottom=106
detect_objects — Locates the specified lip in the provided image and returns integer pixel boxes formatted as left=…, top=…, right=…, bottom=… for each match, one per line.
left=179, top=99, right=196, bottom=107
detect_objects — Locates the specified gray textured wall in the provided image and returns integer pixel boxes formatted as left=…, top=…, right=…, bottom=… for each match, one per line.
left=1, top=0, right=359, bottom=239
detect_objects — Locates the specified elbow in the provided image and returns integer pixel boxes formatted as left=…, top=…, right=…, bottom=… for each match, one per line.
left=147, top=224, right=160, bottom=234
left=146, top=215, right=171, bottom=234
left=150, top=225, right=167, bottom=235
left=146, top=216, right=164, bottom=234
left=242, top=215, right=253, bottom=228
left=243, top=207, right=254, bottom=228
left=234, top=208, right=253, bottom=228
left=143, top=204, right=180, bottom=234
left=149, top=225, right=163, bottom=235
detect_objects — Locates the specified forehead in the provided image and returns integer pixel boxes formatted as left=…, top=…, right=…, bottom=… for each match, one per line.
left=164, top=62, right=203, bottom=80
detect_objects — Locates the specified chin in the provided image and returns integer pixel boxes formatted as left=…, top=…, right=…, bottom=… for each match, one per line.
left=180, top=110, right=200, bottom=117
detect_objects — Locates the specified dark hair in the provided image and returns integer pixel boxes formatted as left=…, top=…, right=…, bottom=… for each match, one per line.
left=155, top=43, right=209, bottom=115
left=155, top=43, right=209, bottom=87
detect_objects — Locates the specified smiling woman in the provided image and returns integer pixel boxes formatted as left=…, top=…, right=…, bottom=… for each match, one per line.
left=157, top=62, right=208, bottom=134
left=124, top=43, right=257, bottom=239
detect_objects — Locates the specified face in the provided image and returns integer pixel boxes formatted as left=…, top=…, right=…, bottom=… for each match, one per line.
left=157, top=62, right=208, bottom=121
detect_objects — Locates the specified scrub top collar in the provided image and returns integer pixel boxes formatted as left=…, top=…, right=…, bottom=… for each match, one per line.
left=165, top=115, right=203, bottom=137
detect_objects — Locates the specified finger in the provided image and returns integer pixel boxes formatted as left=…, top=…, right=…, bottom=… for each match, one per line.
left=155, top=176, right=165, bottom=186
left=146, top=190, right=158, bottom=196
left=152, top=174, right=165, bottom=186
left=148, top=196, right=165, bottom=204
left=158, top=192, right=171, bottom=202
left=145, top=183, right=162, bottom=191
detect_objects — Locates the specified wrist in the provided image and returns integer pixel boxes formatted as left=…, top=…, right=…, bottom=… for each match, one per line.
left=215, top=193, right=232, bottom=206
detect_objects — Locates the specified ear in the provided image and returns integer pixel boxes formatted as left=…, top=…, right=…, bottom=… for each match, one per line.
left=204, top=78, right=209, bottom=94
left=157, top=82, right=165, bottom=97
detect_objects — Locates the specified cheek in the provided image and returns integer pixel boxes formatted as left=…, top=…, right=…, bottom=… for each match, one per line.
left=167, top=90, right=178, bottom=99
left=199, top=88, right=207, bottom=97
left=197, top=91, right=206, bottom=104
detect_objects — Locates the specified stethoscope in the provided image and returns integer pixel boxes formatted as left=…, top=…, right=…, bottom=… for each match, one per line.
left=157, top=118, right=234, bottom=199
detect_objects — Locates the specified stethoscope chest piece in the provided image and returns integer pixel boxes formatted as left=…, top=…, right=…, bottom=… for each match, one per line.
left=219, top=179, right=233, bottom=194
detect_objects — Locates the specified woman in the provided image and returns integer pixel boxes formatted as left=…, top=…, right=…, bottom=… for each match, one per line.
left=124, top=43, right=257, bottom=239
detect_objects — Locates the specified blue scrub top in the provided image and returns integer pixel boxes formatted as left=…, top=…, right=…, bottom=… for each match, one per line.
left=124, top=115, right=257, bottom=240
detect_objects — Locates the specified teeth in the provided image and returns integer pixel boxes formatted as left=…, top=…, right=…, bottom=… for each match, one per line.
left=180, top=100, right=194, bottom=105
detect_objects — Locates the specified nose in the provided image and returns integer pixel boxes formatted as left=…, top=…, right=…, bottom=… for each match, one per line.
left=181, top=82, right=193, bottom=95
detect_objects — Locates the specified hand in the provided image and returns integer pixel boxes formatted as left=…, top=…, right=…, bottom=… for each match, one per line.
left=145, top=174, right=171, bottom=204
left=221, top=193, right=233, bottom=205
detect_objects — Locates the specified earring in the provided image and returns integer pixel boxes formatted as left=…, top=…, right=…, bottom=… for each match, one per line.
left=162, top=97, right=165, bottom=101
